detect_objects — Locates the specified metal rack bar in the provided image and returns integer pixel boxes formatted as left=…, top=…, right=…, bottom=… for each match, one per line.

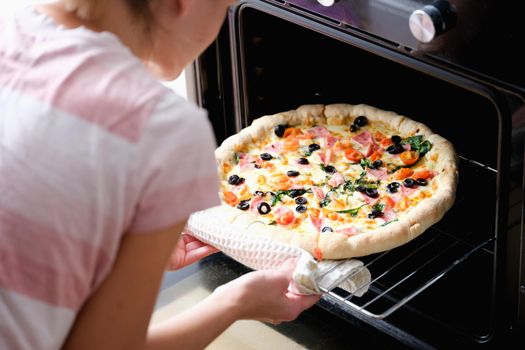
left=357, top=240, right=460, bottom=311
left=343, top=233, right=443, bottom=301
left=326, top=235, right=494, bottom=320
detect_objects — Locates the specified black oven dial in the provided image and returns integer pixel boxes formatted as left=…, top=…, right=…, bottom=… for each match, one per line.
left=409, top=0, right=457, bottom=43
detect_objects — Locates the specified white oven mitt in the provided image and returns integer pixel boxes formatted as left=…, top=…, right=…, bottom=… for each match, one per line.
left=186, top=207, right=371, bottom=296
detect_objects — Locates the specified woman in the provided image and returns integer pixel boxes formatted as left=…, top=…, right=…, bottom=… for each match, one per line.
left=0, top=1, right=321, bottom=349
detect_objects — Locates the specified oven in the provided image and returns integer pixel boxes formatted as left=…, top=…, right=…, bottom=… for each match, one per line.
left=178, top=0, right=525, bottom=348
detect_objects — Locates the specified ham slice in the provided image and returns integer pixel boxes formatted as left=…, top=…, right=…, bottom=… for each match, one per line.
left=317, top=149, right=332, bottom=166
left=366, top=167, right=387, bottom=180
left=382, top=206, right=397, bottom=222
left=352, top=131, right=375, bottom=146
left=263, top=141, right=283, bottom=153
left=309, top=213, right=324, bottom=232
left=249, top=195, right=264, bottom=213
left=389, top=192, right=402, bottom=203
left=307, top=126, right=331, bottom=138
left=353, top=131, right=379, bottom=156
left=312, top=186, right=325, bottom=201
left=325, top=134, right=339, bottom=148
left=290, top=182, right=304, bottom=189
left=360, top=192, right=379, bottom=206
left=328, top=172, right=345, bottom=187
left=305, top=126, right=339, bottom=147
left=238, top=153, right=256, bottom=171
left=401, top=185, right=418, bottom=197
left=336, top=226, right=358, bottom=236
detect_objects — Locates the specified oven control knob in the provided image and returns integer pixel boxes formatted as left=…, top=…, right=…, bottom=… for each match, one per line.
left=317, top=0, right=337, bottom=6
left=409, top=0, right=456, bottom=43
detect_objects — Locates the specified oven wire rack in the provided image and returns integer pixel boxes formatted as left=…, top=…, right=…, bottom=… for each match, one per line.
left=318, top=230, right=494, bottom=319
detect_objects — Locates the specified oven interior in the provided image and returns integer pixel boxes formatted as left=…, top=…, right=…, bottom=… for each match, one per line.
left=197, top=2, right=522, bottom=347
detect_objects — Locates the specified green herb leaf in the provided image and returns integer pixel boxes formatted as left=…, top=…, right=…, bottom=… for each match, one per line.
left=270, top=190, right=286, bottom=206
left=270, top=188, right=311, bottom=206
left=337, top=204, right=365, bottom=217
left=381, top=219, right=399, bottom=227
left=372, top=203, right=385, bottom=213
left=354, top=175, right=379, bottom=189
left=401, top=135, right=433, bottom=157
left=418, top=140, right=432, bottom=156
left=342, top=181, right=355, bottom=193
left=233, top=152, right=240, bottom=165
left=359, top=158, right=373, bottom=169
left=386, top=163, right=406, bottom=174
left=268, top=220, right=277, bottom=225
left=319, top=197, right=331, bottom=208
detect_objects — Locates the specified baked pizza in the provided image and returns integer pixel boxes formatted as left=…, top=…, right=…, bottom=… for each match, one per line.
left=215, top=104, right=458, bottom=260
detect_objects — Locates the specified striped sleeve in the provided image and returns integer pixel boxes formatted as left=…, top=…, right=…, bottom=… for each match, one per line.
left=127, top=93, right=221, bottom=234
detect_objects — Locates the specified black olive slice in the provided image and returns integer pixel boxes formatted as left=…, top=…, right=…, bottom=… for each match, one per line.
left=372, top=160, right=383, bottom=169
left=354, top=116, right=368, bottom=127
left=274, top=124, right=286, bottom=137
left=365, top=188, right=379, bottom=198
left=308, top=143, right=321, bottom=152
left=295, top=196, right=307, bottom=205
left=237, top=201, right=250, bottom=211
left=298, top=157, right=309, bottom=165
left=416, top=178, right=428, bottom=186
left=391, top=135, right=402, bottom=144
left=296, top=205, right=307, bottom=213
left=257, top=202, right=271, bottom=215
left=228, top=174, right=240, bottom=185
left=403, top=178, right=416, bottom=188
left=368, top=208, right=383, bottom=218
left=324, top=165, right=336, bottom=174
left=260, top=153, right=273, bottom=161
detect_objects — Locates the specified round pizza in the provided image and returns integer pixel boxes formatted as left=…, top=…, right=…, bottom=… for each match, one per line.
left=214, top=104, right=458, bottom=260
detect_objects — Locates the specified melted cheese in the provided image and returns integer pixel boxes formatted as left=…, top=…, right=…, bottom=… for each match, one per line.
left=220, top=121, right=439, bottom=235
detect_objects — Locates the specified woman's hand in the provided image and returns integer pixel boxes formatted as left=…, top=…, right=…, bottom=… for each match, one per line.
left=212, top=259, right=321, bottom=324
left=148, top=258, right=321, bottom=349
left=166, top=233, right=219, bottom=271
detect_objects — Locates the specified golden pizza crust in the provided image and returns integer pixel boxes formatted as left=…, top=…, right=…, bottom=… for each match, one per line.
left=215, top=103, right=458, bottom=259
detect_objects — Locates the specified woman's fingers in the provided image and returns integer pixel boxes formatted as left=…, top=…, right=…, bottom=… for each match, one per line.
left=182, top=245, right=219, bottom=266
left=167, top=233, right=219, bottom=270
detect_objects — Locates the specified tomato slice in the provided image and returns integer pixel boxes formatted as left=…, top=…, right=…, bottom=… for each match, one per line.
left=394, top=167, right=414, bottom=180
left=223, top=191, right=239, bottom=207
left=344, top=148, right=364, bottom=162
left=412, top=169, right=437, bottom=179
left=275, top=208, right=295, bottom=226
left=383, top=196, right=395, bottom=208
left=314, top=247, right=324, bottom=261
left=399, top=151, right=419, bottom=165
left=369, top=150, right=383, bottom=162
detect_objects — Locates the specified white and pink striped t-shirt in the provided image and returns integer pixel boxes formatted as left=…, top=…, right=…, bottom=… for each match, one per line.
left=0, top=6, right=220, bottom=349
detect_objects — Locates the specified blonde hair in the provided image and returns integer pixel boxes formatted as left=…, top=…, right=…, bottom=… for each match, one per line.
left=61, top=0, right=153, bottom=25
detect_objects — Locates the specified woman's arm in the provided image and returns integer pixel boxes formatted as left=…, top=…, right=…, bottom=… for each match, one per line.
left=146, top=259, right=321, bottom=350
left=62, top=224, right=319, bottom=350
left=61, top=222, right=186, bottom=350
